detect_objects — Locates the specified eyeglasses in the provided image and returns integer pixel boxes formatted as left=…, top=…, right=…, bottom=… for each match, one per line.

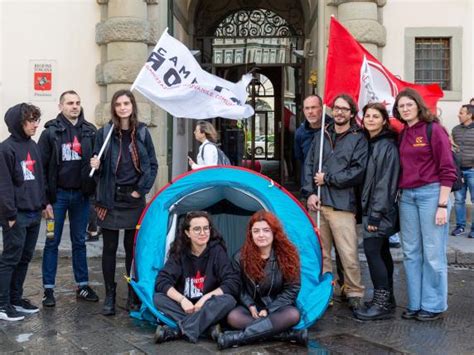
left=191, top=226, right=211, bottom=234
left=397, top=102, right=416, bottom=110
left=333, top=106, right=351, bottom=113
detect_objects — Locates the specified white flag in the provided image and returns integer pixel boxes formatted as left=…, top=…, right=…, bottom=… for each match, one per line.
left=357, top=55, right=398, bottom=122
left=132, top=29, right=254, bottom=120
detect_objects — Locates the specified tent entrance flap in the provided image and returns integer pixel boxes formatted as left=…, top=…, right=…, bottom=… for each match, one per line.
left=168, top=186, right=266, bottom=257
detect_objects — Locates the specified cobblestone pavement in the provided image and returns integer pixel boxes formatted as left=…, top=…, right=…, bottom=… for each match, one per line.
left=0, top=258, right=472, bottom=354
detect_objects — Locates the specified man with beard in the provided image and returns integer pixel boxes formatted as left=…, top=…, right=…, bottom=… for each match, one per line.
left=302, top=94, right=368, bottom=311
left=38, top=90, right=98, bottom=307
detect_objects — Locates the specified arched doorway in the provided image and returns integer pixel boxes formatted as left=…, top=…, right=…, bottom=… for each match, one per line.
left=192, top=3, right=306, bottom=188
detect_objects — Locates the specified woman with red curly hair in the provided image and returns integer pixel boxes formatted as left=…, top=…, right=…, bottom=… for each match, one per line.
left=217, top=210, right=307, bottom=350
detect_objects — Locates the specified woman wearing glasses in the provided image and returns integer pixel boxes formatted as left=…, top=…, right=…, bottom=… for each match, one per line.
left=217, top=210, right=306, bottom=350
left=153, top=211, right=240, bottom=344
left=394, top=88, right=456, bottom=321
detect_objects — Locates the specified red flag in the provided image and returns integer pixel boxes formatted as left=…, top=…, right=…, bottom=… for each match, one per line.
left=324, top=17, right=443, bottom=131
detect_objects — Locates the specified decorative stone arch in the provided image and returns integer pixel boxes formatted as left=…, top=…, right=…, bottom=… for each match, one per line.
left=188, top=0, right=309, bottom=38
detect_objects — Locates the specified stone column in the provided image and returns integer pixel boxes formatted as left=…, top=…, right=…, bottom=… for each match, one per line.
left=95, top=0, right=169, bottom=192
left=326, top=0, right=387, bottom=59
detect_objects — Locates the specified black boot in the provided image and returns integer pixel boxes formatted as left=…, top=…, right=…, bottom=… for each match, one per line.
left=209, top=323, right=222, bottom=341
left=388, top=286, right=396, bottom=310
left=273, top=329, right=308, bottom=347
left=154, top=325, right=181, bottom=343
left=102, top=283, right=116, bottom=316
left=217, top=317, right=275, bottom=350
left=354, top=289, right=394, bottom=321
left=125, top=284, right=141, bottom=312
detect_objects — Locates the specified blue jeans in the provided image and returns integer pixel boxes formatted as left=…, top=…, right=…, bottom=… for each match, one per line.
left=454, top=168, right=474, bottom=230
left=42, top=189, right=90, bottom=288
left=0, top=211, right=41, bottom=305
left=399, top=183, right=449, bottom=313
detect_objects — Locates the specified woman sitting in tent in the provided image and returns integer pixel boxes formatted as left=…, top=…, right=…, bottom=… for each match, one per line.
left=153, top=211, right=240, bottom=344
left=217, top=210, right=307, bottom=350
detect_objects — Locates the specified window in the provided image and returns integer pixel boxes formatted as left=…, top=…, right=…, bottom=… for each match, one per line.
left=415, top=38, right=450, bottom=90
left=405, top=27, right=462, bottom=101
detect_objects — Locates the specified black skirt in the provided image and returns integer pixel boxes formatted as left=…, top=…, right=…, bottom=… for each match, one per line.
left=98, top=186, right=146, bottom=230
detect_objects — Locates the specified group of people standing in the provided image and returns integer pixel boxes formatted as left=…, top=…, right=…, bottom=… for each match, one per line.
left=0, top=89, right=157, bottom=321
left=297, top=89, right=459, bottom=322
left=0, top=84, right=469, bottom=349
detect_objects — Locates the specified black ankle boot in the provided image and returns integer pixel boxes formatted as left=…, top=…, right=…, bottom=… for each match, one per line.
left=354, top=289, right=394, bottom=321
left=389, top=286, right=396, bottom=310
left=102, top=283, right=116, bottom=316
left=125, top=284, right=141, bottom=312
left=273, top=329, right=308, bottom=346
left=154, top=325, right=181, bottom=343
left=209, top=323, right=222, bottom=341
left=217, top=317, right=275, bottom=350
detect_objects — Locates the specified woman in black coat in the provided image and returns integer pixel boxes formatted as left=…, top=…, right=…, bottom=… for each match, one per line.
left=153, top=211, right=240, bottom=344
left=217, top=210, right=306, bottom=350
left=353, top=103, right=400, bottom=321
left=90, top=89, right=158, bottom=316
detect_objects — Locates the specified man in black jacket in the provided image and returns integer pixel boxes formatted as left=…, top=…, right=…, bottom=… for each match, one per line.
left=302, top=94, right=368, bottom=310
left=38, top=90, right=98, bottom=307
left=0, top=103, right=45, bottom=321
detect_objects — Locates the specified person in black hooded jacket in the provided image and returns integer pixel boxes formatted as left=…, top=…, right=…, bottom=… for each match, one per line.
left=0, top=103, right=45, bottom=321
left=153, top=211, right=239, bottom=344
left=38, top=90, right=98, bottom=307
left=353, top=103, right=400, bottom=321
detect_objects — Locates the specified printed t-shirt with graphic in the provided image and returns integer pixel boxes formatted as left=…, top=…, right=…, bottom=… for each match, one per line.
left=57, top=116, right=83, bottom=189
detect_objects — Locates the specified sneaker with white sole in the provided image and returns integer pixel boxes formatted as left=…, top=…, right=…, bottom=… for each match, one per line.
left=0, top=304, right=25, bottom=321
left=76, top=285, right=99, bottom=302
left=12, top=299, right=40, bottom=314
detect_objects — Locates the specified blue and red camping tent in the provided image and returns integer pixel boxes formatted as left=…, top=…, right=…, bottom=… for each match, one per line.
left=130, top=166, right=332, bottom=329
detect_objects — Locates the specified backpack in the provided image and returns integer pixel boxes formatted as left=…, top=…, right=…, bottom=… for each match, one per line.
left=424, top=122, right=463, bottom=192
left=201, top=142, right=231, bottom=166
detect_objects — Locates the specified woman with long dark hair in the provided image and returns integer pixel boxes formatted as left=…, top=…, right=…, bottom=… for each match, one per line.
left=394, top=88, right=456, bottom=321
left=153, top=211, right=240, bottom=344
left=90, top=89, right=158, bottom=316
left=217, top=210, right=306, bottom=350
left=353, top=103, right=399, bottom=321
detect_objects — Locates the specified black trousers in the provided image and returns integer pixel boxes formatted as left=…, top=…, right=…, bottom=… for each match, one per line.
left=0, top=211, right=41, bottom=305
left=363, top=237, right=394, bottom=290
left=154, top=293, right=236, bottom=342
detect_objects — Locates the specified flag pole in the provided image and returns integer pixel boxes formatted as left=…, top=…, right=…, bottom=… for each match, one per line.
left=316, top=104, right=327, bottom=229
left=89, top=126, right=114, bottom=177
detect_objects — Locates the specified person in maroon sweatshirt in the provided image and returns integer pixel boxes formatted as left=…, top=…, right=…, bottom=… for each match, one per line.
left=393, top=88, right=457, bottom=322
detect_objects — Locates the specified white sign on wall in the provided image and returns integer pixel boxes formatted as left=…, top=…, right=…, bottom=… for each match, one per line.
left=29, top=60, right=56, bottom=101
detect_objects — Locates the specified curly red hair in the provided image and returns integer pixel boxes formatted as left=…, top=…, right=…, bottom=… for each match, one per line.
left=241, top=210, right=300, bottom=283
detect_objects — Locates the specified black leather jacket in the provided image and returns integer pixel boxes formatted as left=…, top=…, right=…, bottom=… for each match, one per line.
left=233, top=250, right=300, bottom=313
left=302, top=123, right=368, bottom=213
left=361, top=129, right=400, bottom=236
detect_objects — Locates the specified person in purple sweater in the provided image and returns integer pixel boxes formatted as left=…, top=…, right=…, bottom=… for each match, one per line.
left=393, top=88, right=457, bottom=322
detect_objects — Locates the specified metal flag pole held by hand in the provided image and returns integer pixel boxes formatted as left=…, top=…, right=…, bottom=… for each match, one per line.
left=89, top=126, right=114, bottom=177
left=316, top=104, right=327, bottom=229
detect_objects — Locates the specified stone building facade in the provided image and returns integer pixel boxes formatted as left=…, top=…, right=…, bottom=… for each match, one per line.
left=1, top=0, right=472, bottom=191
